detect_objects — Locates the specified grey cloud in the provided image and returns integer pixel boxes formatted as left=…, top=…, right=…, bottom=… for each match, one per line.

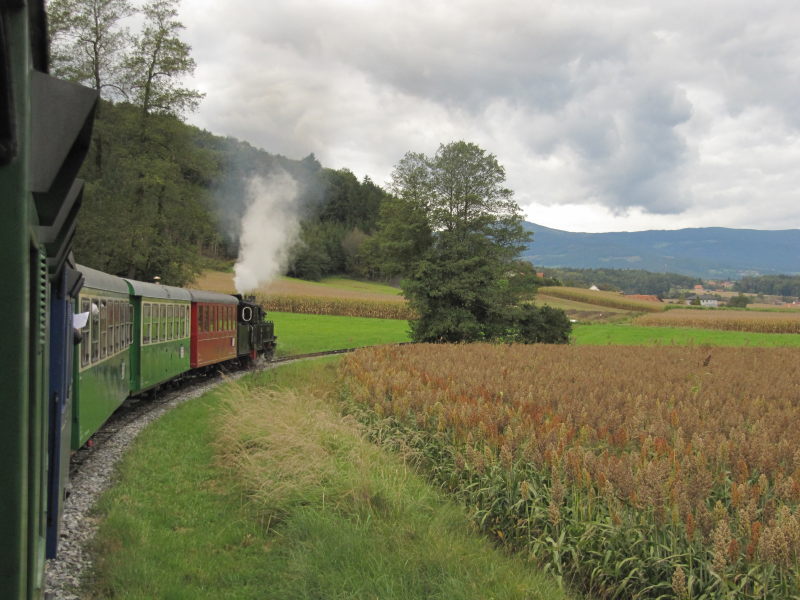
left=180, top=0, right=800, bottom=230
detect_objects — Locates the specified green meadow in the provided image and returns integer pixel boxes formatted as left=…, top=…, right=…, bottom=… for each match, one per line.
left=269, top=311, right=410, bottom=356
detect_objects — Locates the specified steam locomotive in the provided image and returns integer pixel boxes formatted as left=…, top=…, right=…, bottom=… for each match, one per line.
left=0, top=3, right=274, bottom=597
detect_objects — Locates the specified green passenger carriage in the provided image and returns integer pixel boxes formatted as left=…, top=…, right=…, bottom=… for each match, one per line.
left=73, top=266, right=132, bottom=449
left=125, top=279, right=191, bottom=394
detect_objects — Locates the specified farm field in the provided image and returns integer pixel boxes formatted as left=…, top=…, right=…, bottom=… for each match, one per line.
left=635, top=308, right=800, bottom=334
left=572, top=323, right=800, bottom=347
left=538, top=286, right=666, bottom=313
left=341, top=344, right=800, bottom=599
left=269, top=312, right=410, bottom=356
left=259, top=294, right=413, bottom=320
left=86, top=359, right=568, bottom=600
left=191, top=270, right=403, bottom=302
left=535, top=293, right=633, bottom=323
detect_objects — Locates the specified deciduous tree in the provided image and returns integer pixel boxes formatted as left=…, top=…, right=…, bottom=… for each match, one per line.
left=386, top=141, right=552, bottom=342
left=48, top=0, right=133, bottom=99
left=125, top=0, right=203, bottom=119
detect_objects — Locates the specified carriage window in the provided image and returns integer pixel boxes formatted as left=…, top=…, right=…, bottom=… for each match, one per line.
left=159, top=304, right=166, bottom=341
left=81, top=297, right=91, bottom=367
left=121, top=302, right=127, bottom=347
left=119, top=301, right=125, bottom=349
left=108, top=300, right=118, bottom=356
left=91, top=301, right=100, bottom=361
left=143, top=303, right=151, bottom=344
left=116, top=301, right=121, bottom=352
left=210, top=305, right=216, bottom=332
left=154, top=303, right=161, bottom=341
left=116, top=302, right=122, bottom=349
left=100, top=301, right=108, bottom=358
left=167, top=304, right=174, bottom=340
left=204, top=305, right=210, bottom=333
left=109, top=301, right=116, bottom=352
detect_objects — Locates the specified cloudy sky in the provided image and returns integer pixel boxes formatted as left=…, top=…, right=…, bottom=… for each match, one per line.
left=177, top=0, right=800, bottom=233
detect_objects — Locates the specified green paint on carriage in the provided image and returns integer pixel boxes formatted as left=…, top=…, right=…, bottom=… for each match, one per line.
left=72, top=267, right=132, bottom=450
left=125, top=279, right=191, bottom=395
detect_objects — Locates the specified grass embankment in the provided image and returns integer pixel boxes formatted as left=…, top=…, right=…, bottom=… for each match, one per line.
left=269, top=312, right=410, bottom=356
left=87, top=360, right=569, bottom=600
left=572, top=323, right=800, bottom=347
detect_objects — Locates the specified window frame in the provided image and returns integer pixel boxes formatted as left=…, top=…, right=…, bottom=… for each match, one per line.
left=80, top=297, right=91, bottom=367
left=143, top=303, right=151, bottom=345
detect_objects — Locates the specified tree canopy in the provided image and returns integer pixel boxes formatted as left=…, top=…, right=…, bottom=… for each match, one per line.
left=379, top=141, right=569, bottom=344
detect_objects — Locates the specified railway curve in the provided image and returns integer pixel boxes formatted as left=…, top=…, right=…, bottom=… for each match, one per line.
left=44, top=344, right=402, bottom=598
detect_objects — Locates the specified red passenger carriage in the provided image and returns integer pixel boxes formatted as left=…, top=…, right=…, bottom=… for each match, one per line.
left=188, top=290, right=238, bottom=368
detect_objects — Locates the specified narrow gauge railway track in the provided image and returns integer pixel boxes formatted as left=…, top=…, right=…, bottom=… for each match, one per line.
left=71, top=346, right=382, bottom=471
left=68, top=371, right=235, bottom=478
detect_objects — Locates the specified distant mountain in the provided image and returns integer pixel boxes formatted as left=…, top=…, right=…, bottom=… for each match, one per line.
left=521, top=222, right=800, bottom=280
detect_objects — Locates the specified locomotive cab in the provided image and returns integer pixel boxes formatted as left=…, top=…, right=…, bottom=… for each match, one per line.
left=235, top=295, right=277, bottom=362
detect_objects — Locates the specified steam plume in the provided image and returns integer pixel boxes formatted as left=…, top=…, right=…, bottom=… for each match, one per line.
left=233, top=170, right=301, bottom=293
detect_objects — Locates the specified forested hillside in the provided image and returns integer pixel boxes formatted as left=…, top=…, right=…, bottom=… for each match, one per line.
left=542, top=267, right=700, bottom=296
left=51, top=0, right=389, bottom=286
left=734, top=274, right=800, bottom=298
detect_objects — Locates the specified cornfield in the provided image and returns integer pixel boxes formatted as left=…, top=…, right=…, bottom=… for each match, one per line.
left=341, top=344, right=800, bottom=598
left=635, top=309, right=800, bottom=334
left=257, top=293, right=416, bottom=320
left=540, top=287, right=666, bottom=313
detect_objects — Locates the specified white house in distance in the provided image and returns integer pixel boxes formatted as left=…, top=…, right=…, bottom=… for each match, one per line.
left=686, top=294, right=720, bottom=307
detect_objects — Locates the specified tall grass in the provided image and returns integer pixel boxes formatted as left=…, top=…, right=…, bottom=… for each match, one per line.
left=86, top=359, right=570, bottom=599
left=213, top=361, right=570, bottom=600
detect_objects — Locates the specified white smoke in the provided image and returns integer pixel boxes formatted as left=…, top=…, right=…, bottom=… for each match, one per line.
left=233, top=170, right=302, bottom=293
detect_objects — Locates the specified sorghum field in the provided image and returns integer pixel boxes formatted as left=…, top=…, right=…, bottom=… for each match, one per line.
left=256, top=293, right=415, bottom=320
left=341, top=344, right=800, bottom=599
left=635, top=309, right=800, bottom=334
left=539, top=287, right=666, bottom=313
